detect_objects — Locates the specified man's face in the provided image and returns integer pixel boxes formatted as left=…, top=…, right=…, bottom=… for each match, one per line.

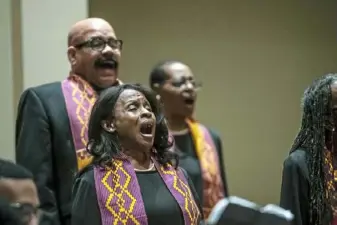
left=158, top=63, right=199, bottom=118
left=68, top=21, right=122, bottom=88
left=0, top=179, right=39, bottom=225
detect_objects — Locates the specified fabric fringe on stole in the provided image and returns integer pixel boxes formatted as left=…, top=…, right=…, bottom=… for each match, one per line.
left=94, top=158, right=201, bottom=225
left=186, top=119, right=225, bottom=218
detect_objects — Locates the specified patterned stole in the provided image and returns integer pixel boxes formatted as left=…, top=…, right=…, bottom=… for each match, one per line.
left=324, top=148, right=337, bottom=223
left=94, top=158, right=201, bottom=225
left=62, top=75, right=97, bottom=170
left=62, top=74, right=123, bottom=170
left=186, top=119, right=225, bottom=219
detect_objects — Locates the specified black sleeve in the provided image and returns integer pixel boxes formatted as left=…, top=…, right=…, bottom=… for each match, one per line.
left=280, top=156, right=308, bottom=225
left=71, top=173, right=101, bottom=225
left=15, top=89, right=60, bottom=225
left=209, top=129, right=229, bottom=196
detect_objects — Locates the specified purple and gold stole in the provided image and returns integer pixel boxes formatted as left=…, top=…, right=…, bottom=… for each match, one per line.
left=324, top=148, right=337, bottom=224
left=94, top=158, right=201, bottom=225
left=62, top=74, right=97, bottom=170
left=186, top=119, right=225, bottom=218
left=62, top=74, right=123, bottom=170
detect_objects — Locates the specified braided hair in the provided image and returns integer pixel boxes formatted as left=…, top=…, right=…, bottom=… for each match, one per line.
left=290, top=73, right=337, bottom=225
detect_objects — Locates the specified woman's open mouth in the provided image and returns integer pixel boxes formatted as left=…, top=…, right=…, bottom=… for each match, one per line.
left=139, top=120, right=154, bottom=137
left=184, top=98, right=195, bottom=105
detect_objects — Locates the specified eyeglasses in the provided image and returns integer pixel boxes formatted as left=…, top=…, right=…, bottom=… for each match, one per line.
left=74, top=37, right=123, bottom=52
left=171, top=79, right=202, bottom=90
left=10, top=202, right=41, bottom=225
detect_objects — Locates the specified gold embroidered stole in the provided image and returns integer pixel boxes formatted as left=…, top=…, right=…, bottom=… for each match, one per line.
left=324, top=148, right=337, bottom=218
left=186, top=119, right=225, bottom=218
left=62, top=75, right=123, bottom=170
left=94, top=158, right=201, bottom=225
left=61, top=75, right=97, bottom=170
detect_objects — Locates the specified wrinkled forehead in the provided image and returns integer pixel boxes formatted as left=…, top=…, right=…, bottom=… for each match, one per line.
left=116, top=89, right=147, bottom=106
left=80, top=23, right=117, bottom=41
left=165, top=63, right=194, bottom=81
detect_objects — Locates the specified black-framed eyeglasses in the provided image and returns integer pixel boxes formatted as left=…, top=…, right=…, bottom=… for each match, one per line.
left=171, top=79, right=202, bottom=90
left=10, top=202, right=41, bottom=224
left=74, top=37, right=123, bottom=52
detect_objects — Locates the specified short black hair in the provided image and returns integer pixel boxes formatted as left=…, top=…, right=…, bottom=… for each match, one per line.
left=0, top=159, right=33, bottom=180
left=87, top=83, right=178, bottom=168
left=149, top=60, right=182, bottom=88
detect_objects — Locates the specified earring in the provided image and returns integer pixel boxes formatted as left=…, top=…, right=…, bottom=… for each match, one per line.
left=102, top=122, right=115, bottom=133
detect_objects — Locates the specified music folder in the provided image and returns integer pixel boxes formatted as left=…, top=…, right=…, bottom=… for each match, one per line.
left=206, top=196, right=294, bottom=225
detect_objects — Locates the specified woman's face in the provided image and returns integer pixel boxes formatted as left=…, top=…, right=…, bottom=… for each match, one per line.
left=158, top=63, right=198, bottom=118
left=112, top=89, right=156, bottom=151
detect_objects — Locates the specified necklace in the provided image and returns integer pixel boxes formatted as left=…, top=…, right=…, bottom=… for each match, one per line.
left=170, top=128, right=189, bottom=135
left=134, top=161, right=155, bottom=172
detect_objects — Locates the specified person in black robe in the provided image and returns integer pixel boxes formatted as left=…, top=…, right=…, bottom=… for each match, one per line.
left=148, top=60, right=229, bottom=218
left=280, top=73, right=337, bottom=225
left=15, top=18, right=123, bottom=225
left=71, top=84, right=203, bottom=225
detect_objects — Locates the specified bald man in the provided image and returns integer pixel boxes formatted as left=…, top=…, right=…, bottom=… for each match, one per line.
left=15, top=18, right=123, bottom=225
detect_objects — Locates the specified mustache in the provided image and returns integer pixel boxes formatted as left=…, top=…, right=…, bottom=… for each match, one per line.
left=94, top=58, right=119, bottom=69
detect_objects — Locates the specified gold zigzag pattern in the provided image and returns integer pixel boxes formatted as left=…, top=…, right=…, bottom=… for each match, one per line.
left=161, top=165, right=200, bottom=225
left=69, top=80, right=96, bottom=170
left=100, top=161, right=199, bottom=225
left=102, top=160, right=140, bottom=225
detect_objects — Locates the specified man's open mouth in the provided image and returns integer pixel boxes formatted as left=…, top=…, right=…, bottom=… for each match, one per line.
left=96, top=59, right=118, bottom=69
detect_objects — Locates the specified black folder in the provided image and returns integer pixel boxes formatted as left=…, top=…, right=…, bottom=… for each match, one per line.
left=207, top=196, right=294, bottom=225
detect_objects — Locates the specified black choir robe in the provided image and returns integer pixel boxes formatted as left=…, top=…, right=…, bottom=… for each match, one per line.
left=16, top=82, right=79, bottom=225
left=72, top=166, right=204, bottom=225
left=280, top=149, right=309, bottom=225
left=174, top=129, right=229, bottom=202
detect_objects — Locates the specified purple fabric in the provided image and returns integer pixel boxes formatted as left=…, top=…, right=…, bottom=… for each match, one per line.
left=94, top=158, right=201, bottom=225
left=333, top=217, right=337, bottom=225
left=94, top=159, right=148, bottom=225
left=154, top=160, right=201, bottom=225
left=61, top=77, right=96, bottom=168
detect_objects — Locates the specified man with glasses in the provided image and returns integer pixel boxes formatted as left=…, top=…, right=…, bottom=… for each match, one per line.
left=0, top=159, right=40, bottom=225
left=15, top=17, right=123, bottom=225
left=149, top=60, right=229, bottom=219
